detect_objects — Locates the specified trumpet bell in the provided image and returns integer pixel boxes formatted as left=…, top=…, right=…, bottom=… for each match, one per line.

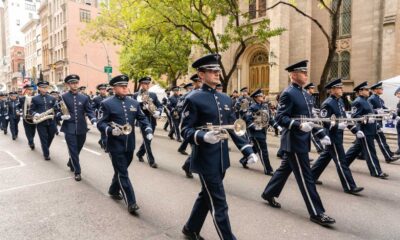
left=233, top=119, right=246, bottom=136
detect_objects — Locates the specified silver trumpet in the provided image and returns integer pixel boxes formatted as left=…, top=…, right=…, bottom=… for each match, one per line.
left=198, top=119, right=247, bottom=140
left=291, top=115, right=336, bottom=128
left=109, top=122, right=132, bottom=135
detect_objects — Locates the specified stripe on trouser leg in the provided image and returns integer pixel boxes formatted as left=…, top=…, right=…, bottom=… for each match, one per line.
left=254, top=139, right=267, bottom=173
left=332, top=144, right=350, bottom=190
left=377, top=133, right=391, bottom=159
left=199, top=174, right=224, bottom=240
left=294, top=153, right=317, bottom=216
left=66, top=137, right=76, bottom=171
left=361, top=137, right=379, bottom=176
left=109, top=153, right=128, bottom=205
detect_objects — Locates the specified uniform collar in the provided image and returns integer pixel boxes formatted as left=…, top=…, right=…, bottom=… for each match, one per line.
left=115, top=94, right=126, bottom=100
left=290, top=82, right=303, bottom=90
left=69, top=90, right=79, bottom=95
left=202, top=83, right=216, bottom=93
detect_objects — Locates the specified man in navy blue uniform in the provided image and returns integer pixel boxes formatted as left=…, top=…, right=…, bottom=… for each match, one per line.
left=30, top=81, right=58, bottom=160
left=133, top=77, right=163, bottom=168
left=234, top=87, right=252, bottom=119
left=181, top=74, right=203, bottom=178
left=6, top=91, right=21, bottom=140
left=242, top=88, right=279, bottom=175
left=345, top=81, right=389, bottom=179
left=395, top=87, right=400, bottom=154
left=0, top=92, right=6, bottom=132
left=20, top=85, right=36, bottom=149
left=162, top=89, right=171, bottom=131
left=181, top=54, right=258, bottom=240
left=177, top=82, right=195, bottom=156
left=261, top=60, right=336, bottom=226
left=368, top=82, right=400, bottom=163
left=1, top=93, right=9, bottom=134
left=92, top=83, right=108, bottom=150
left=59, top=74, right=97, bottom=181
left=304, top=83, right=324, bottom=153
left=311, top=78, right=364, bottom=194
left=97, top=74, right=153, bottom=214
left=167, top=86, right=182, bottom=141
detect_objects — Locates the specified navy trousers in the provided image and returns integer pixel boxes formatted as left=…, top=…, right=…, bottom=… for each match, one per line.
left=262, top=152, right=325, bottom=217
left=23, top=120, right=36, bottom=145
left=2, top=118, right=9, bottom=133
left=108, top=151, right=136, bottom=205
left=185, top=173, right=236, bottom=240
left=169, top=117, right=181, bottom=141
left=252, top=137, right=273, bottom=174
left=178, top=137, right=190, bottom=152
left=375, top=130, right=393, bottom=160
left=311, top=134, right=324, bottom=153
left=36, top=123, right=57, bottom=158
left=65, top=133, right=87, bottom=174
left=137, top=122, right=156, bottom=165
left=397, top=121, right=400, bottom=151
left=345, top=136, right=383, bottom=177
left=9, top=117, right=20, bottom=139
left=182, top=145, right=193, bottom=173
left=312, top=143, right=357, bottom=191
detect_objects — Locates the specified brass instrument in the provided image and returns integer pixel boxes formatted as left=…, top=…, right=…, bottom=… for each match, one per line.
left=23, top=95, right=34, bottom=124
left=59, top=97, right=70, bottom=117
left=198, top=119, right=247, bottom=140
left=291, top=115, right=336, bottom=128
left=239, top=98, right=250, bottom=112
left=253, top=108, right=270, bottom=130
left=33, top=108, right=55, bottom=124
left=137, top=91, right=157, bottom=116
left=109, top=122, right=132, bottom=135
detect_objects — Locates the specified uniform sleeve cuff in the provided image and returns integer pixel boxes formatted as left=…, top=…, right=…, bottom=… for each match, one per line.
left=194, top=130, right=205, bottom=145
left=289, top=120, right=301, bottom=130
left=105, top=126, right=111, bottom=137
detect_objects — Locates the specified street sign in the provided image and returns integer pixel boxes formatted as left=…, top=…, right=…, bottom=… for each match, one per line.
left=104, top=66, right=112, bottom=73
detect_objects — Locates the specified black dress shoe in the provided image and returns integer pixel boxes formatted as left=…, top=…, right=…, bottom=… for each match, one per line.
left=74, top=174, right=82, bottom=181
left=55, top=131, right=59, bottom=136
left=261, top=194, right=281, bottom=208
left=310, top=213, right=336, bottom=226
left=239, top=158, right=248, bottom=169
left=12, top=137, right=16, bottom=140
left=29, top=144, right=35, bottom=150
left=178, top=150, right=189, bottom=155
left=315, top=180, right=323, bottom=185
left=44, top=156, right=51, bottom=161
left=128, top=203, right=140, bottom=214
left=177, top=139, right=182, bottom=142
left=67, top=161, right=74, bottom=172
left=376, top=173, right=389, bottom=179
left=182, top=166, right=193, bottom=178
left=4, top=131, right=7, bottom=135
left=168, top=134, right=174, bottom=140
left=182, top=226, right=204, bottom=240
left=137, top=155, right=144, bottom=162
left=344, top=187, right=364, bottom=194
left=108, top=191, right=123, bottom=200
left=150, top=163, right=158, bottom=168
left=265, top=171, right=274, bottom=176
left=386, top=156, right=400, bottom=163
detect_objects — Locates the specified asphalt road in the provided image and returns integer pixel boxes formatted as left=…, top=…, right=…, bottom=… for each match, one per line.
left=0, top=122, right=399, bottom=240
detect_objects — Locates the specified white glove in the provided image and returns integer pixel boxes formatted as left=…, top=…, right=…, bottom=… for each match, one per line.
left=5, top=116, right=9, bottom=120
left=247, top=153, right=259, bottom=164
left=338, top=122, right=347, bottom=130
left=146, top=133, right=153, bottom=141
left=152, top=111, right=161, bottom=119
left=61, top=115, right=71, bottom=120
left=34, top=113, right=40, bottom=118
left=368, top=118, right=375, bottom=124
left=320, top=136, right=331, bottom=146
left=356, top=131, right=365, bottom=139
left=92, top=122, right=97, bottom=128
left=203, top=131, right=221, bottom=144
left=300, top=122, right=314, bottom=132
left=377, top=109, right=385, bottom=114
left=396, top=116, right=400, bottom=121
left=277, top=126, right=283, bottom=132
left=112, top=128, right=122, bottom=136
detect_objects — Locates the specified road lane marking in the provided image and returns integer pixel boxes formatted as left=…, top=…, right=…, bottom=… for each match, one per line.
left=0, top=176, right=73, bottom=193
left=61, top=140, right=102, bottom=156
left=0, top=150, right=26, bottom=171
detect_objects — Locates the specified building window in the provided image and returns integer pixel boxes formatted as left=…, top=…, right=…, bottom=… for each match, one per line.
left=333, top=0, right=351, bottom=37
left=16, top=19, right=20, bottom=26
left=330, top=51, right=350, bottom=80
left=249, top=0, right=266, bottom=19
left=249, top=51, right=270, bottom=93
left=80, top=9, right=91, bottom=23
left=25, top=3, right=35, bottom=11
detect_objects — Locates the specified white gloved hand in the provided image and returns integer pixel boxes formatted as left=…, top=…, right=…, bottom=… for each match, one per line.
left=368, top=118, right=375, bottom=124
left=247, top=153, right=259, bottom=164
left=112, top=128, right=122, bottom=136
left=396, top=116, right=400, bottom=121
left=300, top=122, right=314, bottom=132
left=278, top=126, right=283, bottom=132
left=356, top=131, right=365, bottom=139
left=34, top=113, right=40, bottom=118
left=338, top=122, right=347, bottom=130
left=146, top=133, right=153, bottom=141
left=152, top=111, right=161, bottom=119
left=320, top=136, right=331, bottom=146
left=61, top=115, right=71, bottom=120
left=203, top=131, right=221, bottom=144
left=92, top=122, right=97, bottom=128
left=377, top=109, right=385, bottom=114
left=5, top=116, right=9, bottom=120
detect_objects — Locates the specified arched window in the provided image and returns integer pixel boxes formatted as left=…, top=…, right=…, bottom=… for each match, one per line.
left=340, top=51, right=350, bottom=79
left=249, top=51, right=269, bottom=93
left=333, top=0, right=352, bottom=37
left=249, top=0, right=266, bottom=19
left=330, top=53, right=339, bottom=79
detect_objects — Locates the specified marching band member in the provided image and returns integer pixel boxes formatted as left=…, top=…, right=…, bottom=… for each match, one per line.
left=167, top=86, right=182, bottom=142
left=368, top=82, right=400, bottom=163
left=6, top=91, right=21, bottom=140
left=0, top=92, right=5, bottom=132
left=261, top=60, right=336, bottom=226
left=30, top=81, right=58, bottom=160
left=20, top=85, right=36, bottom=149
left=304, top=83, right=324, bottom=153
left=133, top=77, right=163, bottom=168
left=1, top=92, right=9, bottom=134
left=181, top=54, right=258, bottom=240
left=92, top=83, right=108, bottom=150
left=311, top=78, right=364, bottom=194
left=176, top=82, right=194, bottom=155
left=97, top=75, right=153, bottom=214
left=59, top=74, right=97, bottom=181
left=234, top=87, right=252, bottom=119
left=395, top=87, right=400, bottom=155
left=162, top=89, right=171, bottom=132
left=345, top=81, right=389, bottom=179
